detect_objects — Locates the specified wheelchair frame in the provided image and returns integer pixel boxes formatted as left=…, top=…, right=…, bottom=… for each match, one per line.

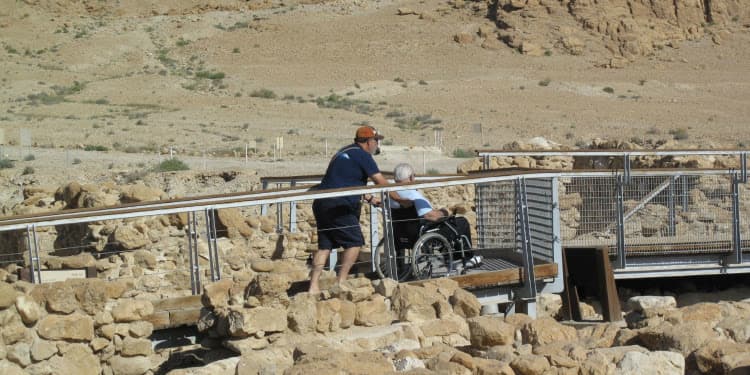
left=375, top=211, right=473, bottom=281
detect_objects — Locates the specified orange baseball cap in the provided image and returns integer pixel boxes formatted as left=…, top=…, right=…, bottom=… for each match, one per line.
left=356, top=125, right=385, bottom=140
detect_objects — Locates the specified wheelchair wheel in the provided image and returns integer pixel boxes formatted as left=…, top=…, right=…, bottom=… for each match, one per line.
left=374, top=239, right=415, bottom=281
left=411, top=232, right=454, bottom=280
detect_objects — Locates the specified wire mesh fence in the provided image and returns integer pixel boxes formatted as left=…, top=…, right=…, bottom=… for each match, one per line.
left=560, top=172, right=745, bottom=262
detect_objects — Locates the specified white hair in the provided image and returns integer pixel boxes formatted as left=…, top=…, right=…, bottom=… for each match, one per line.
left=393, top=163, right=414, bottom=182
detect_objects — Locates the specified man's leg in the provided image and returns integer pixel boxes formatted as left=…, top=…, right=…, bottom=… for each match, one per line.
left=308, top=249, right=331, bottom=293
left=337, top=246, right=361, bottom=283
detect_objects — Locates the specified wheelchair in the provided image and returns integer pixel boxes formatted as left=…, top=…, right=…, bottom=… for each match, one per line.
left=374, top=206, right=473, bottom=281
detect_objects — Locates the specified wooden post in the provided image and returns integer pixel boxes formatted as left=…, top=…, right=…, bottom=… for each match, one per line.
left=560, top=247, right=622, bottom=322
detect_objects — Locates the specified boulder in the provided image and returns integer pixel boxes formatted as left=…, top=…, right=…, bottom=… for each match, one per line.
left=467, top=315, right=516, bottom=348
left=627, top=296, right=677, bottom=312
left=202, top=279, right=234, bottom=309
left=287, top=293, right=317, bottom=334
left=112, top=225, right=149, bottom=250
left=510, top=354, right=551, bottom=374
left=616, top=350, right=684, bottom=374
left=15, top=295, right=42, bottom=324
left=108, top=354, right=152, bottom=375
left=37, top=313, right=94, bottom=341
left=693, top=339, right=750, bottom=374
left=392, top=284, right=442, bottom=323
left=522, top=317, right=578, bottom=346
left=119, top=184, right=164, bottom=203
left=227, top=306, right=288, bottom=337
left=450, top=288, right=481, bottom=318
left=454, top=31, right=475, bottom=45
left=30, top=337, right=57, bottom=361
left=355, top=295, right=393, bottom=327
left=111, top=299, right=154, bottom=322
left=215, top=208, right=254, bottom=238
left=636, top=322, right=718, bottom=356
left=120, top=337, right=152, bottom=356
left=236, top=346, right=294, bottom=374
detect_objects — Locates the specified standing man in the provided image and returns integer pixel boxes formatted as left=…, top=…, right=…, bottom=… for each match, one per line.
left=309, top=125, right=389, bottom=294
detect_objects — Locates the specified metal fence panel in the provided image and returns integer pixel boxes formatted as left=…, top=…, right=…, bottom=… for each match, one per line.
left=475, top=181, right=516, bottom=250
left=525, top=178, right=556, bottom=264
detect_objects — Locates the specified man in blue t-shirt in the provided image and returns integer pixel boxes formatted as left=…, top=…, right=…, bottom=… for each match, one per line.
left=309, top=125, right=392, bottom=294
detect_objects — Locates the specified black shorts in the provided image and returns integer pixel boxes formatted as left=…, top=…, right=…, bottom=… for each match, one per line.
left=313, top=198, right=364, bottom=250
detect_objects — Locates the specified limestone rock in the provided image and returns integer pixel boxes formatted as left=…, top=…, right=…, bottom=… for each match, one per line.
left=202, top=279, right=234, bottom=309
left=7, top=342, right=31, bottom=366
left=392, top=284, right=442, bottom=323
left=31, top=337, right=58, bottom=361
left=15, top=295, right=42, bottom=324
left=397, top=8, right=417, bottom=16
left=288, top=293, right=317, bottom=334
left=522, top=317, right=578, bottom=346
left=120, top=337, right=152, bottom=356
left=111, top=299, right=154, bottom=323
left=112, top=225, right=149, bottom=250
left=450, top=288, right=481, bottom=319
left=616, top=350, right=684, bottom=374
left=227, top=306, right=288, bottom=337
left=61, top=252, right=96, bottom=268
left=467, top=315, right=516, bottom=348
left=520, top=41, right=544, bottom=56
left=636, top=322, right=718, bottom=356
left=132, top=249, right=157, bottom=270
left=42, top=282, right=79, bottom=314
left=215, top=208, right=254, bottom=238
left=0, top=361, right=25, bottom=375
left=108, top=354, right=152, bottom=375
left=510, top=353, right=551, bottom=374
left=692, top=339, right=750, bottom=374
left=628, top=296, right=677, bottom=312
left=128, top=321, right=154, bottom=338
left=37, top=313, right=94, bottom=341
left=355, top=295, right=393, bottom=327
left=120, top=183, right=164, bottom=203
left=454, top=31, right=475, bottom=45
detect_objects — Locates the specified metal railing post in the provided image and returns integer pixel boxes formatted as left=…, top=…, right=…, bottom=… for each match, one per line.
left=289, top=180, right=297, bottom=233
left=516, top=178, right=537, bottom=300
left=615, top=174, right=626, bottom=269
left=667, top=176, right=676, bottom=237
left=187, top=211, right=201, bottom=295
left=204, top=208, right=221, bottom=282
left=380, top=192, right=398, bottom=279
left=261, top=180, right=269, bottom=216
left=276, top=202, right=283, bottom=233
left=26, top=224, right=41, bottom=284
left=369, top=202, right=379, bottom=272
left=730, top=174, right=742, bottom=264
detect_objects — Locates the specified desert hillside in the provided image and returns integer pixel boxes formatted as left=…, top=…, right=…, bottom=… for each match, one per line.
left=0, top=0, right=748, bottom=190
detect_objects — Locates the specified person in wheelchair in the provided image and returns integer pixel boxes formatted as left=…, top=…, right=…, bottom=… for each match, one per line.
left=389, top=163, right=483, bottom=271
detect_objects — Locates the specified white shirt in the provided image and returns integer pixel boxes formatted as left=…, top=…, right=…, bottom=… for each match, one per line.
left=389, top=189, right=433, bottom=217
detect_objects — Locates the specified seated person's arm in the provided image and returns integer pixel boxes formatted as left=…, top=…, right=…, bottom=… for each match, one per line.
left=366, top=173, right=414, bottom=206
left=389, top=191, right=413, bottom=207
left=422, top=207, right=450, bottom=222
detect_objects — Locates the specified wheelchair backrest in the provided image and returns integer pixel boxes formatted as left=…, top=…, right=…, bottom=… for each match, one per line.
left=390, top=206, right=422, bottom=249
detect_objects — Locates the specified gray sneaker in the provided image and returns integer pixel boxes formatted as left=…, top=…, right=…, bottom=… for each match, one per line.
left=465, top=255, right=483, bottom=268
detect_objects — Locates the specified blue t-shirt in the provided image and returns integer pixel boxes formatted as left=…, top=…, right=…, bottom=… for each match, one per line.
left=390, top=189, right=433, bottom=217
left=317, top=144, right=379, bottom=205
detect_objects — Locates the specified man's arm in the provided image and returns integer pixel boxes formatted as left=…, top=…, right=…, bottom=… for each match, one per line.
left=363, top=173, right=413, bottom=206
